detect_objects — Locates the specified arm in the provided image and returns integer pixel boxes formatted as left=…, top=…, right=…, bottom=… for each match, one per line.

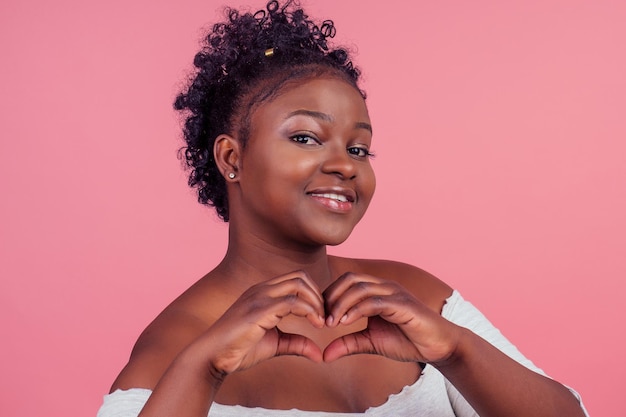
left=116, top=271, right=325, bottom=417
left=441, top=291, right=588, bottom=416
left=137, top=346, right=221, bottom=417
left=323, top=272, right=587, bottom=417
left=436, top=326, right=585, bottom=417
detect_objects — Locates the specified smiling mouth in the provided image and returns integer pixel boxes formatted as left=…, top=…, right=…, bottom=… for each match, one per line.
left=307, top=192, right=355, bottom=212
left=309, top=193, right=352, bottom=203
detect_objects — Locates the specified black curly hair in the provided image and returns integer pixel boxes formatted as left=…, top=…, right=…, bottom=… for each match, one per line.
left=174, top=0, right=363, bottom=221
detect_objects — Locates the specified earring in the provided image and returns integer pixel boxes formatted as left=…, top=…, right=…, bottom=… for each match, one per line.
left=228, top=172, right=236, bottom=179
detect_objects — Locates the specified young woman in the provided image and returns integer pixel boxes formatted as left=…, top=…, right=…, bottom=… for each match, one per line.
left=98, top=2, right=588, bottom=416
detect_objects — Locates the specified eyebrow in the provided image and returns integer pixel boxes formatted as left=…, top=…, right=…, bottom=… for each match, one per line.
left=355, top=121, right=373, bottom=134
left=285, top=109, right=372, bottom=134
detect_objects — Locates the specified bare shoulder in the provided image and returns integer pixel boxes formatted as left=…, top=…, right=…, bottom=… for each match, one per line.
left=330, top=256, right=453, bottom=313
left=110, top=274, right=235, bottom=392
left=110, top=308, right=209, bottom=392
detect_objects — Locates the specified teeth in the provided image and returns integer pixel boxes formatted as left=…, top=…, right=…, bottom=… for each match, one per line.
left=311, top=193, right=348, bottom=202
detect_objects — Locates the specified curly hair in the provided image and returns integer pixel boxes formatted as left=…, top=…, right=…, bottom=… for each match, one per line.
left=174, top=0, right=363, bottom=221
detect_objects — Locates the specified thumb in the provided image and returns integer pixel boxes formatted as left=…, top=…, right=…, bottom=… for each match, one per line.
left=322, top=331, right=376, bottom=362
left=275, top=330, right=324, bottom=363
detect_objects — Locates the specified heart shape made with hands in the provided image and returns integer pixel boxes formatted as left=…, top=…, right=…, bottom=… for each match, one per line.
left=276, top=314, right=369, bottom=353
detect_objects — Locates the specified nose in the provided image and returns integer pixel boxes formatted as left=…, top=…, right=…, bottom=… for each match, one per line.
left=320, top=145, right=357, bottom=180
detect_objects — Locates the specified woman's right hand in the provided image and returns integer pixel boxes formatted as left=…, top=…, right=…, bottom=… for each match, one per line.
left=193, top=271, right=326, bottom=381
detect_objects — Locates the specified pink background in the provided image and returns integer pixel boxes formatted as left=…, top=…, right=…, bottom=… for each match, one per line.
left=1, top=0, right=624, bottom=415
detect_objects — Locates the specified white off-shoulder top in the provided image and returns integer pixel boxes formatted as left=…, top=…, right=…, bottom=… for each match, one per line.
left=97, top=291, right=588, bottom=417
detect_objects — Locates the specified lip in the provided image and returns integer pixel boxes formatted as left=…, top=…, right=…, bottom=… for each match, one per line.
left=306, top=187, right=357, bottom=213
left=306, top=187, right=357, bottom=203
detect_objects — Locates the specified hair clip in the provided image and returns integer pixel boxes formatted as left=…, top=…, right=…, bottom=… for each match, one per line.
left=264, top=48, right=275, bottom=57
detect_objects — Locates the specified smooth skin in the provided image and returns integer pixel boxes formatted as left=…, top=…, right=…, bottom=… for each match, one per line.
left=111, top=77, right=585, bottom=417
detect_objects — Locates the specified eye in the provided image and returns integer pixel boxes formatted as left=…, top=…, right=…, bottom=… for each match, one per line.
left=347, top=146, right=375, bottom=158
left=290, top=133, right=321, bottom=146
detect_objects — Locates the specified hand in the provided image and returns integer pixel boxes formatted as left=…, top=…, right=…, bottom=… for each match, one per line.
left=197, top=271, right=326, bottom=379
left=322, top=272, right=462, bottom=365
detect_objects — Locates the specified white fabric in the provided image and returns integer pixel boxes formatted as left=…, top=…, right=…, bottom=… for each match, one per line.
left=97, top=290, right=588, bottom=417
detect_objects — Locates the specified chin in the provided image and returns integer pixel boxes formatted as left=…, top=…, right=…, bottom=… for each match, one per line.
left=324, top=237, right=349, bottom=247
left=298, top=216, right=363, bottom=247
left=314, top=229, right=354, bottom=247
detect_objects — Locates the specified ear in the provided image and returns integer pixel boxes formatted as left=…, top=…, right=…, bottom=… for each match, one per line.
left=214, top=134, right=241, bottom=181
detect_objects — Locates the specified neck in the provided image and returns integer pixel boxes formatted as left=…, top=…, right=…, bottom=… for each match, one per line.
left=216, top=224, right=335, bottom=290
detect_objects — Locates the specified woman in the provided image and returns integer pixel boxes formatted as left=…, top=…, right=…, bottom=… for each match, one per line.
left=98, top=1, right=588, bottom=416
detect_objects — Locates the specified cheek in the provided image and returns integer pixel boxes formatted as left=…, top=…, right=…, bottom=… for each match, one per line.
left=291, top=154, right=320, bottom=176
left=244, top=147, right=318, bottom=193
left=269, top=146, right=320, bottom=181
left=362, top=166, right=377, bottom=200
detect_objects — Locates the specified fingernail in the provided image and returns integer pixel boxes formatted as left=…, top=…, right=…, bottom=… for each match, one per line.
left=340, top=314, right=348, bottom=323
left=326, top=315, right=334, bottom=326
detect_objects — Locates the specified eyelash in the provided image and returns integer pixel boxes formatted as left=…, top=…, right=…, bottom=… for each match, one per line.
left=348, top=147, right=376, bottom=158
left=290, top=134, right=320, bottom=146
left=290, top=134, right=375, bottom=159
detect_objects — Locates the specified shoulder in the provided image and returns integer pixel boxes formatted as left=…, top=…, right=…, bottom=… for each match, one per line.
left=329, top=256, right=454, bottom=314
left=109, top=307, right=209, bottom=392
left=110, top=274, right=236, bottom=392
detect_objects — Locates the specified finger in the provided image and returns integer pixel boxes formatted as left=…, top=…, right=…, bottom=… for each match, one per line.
left=323, top=272, right=380, bottom=305
left=264, top=277, right=325, bottom=318
left=322, top=324, right=423, bottom=364
left=251, top=294, right=327, bottom=330
left=241, top=272, right=325, bottom=325
left=323, top=272, right=375, bottom=324
left=322, top=331, right=376, bottom=362
left=264, top=270, right=324, bottom=305
left=273, top=293, right=327, bottom=328
left=325, top=278, right=399, bottom=327
left=335, top=293, right=418, bottom=327
left=275, top=331, right=323, bottom=363
left=221, top=328, right=324, bottom=373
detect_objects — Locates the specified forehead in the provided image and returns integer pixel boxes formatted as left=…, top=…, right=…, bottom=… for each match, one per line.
left=251, top=76, right=370, bottom=125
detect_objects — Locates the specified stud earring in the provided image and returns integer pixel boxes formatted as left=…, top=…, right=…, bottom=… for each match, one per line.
left=228, top=172, right=236, bottom=179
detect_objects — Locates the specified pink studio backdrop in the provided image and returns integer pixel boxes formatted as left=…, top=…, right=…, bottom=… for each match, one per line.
left=1, top=0, right=624, bottom=415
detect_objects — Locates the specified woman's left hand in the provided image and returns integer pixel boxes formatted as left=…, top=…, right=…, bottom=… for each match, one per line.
left=322, top=272, right=462, bottom=365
